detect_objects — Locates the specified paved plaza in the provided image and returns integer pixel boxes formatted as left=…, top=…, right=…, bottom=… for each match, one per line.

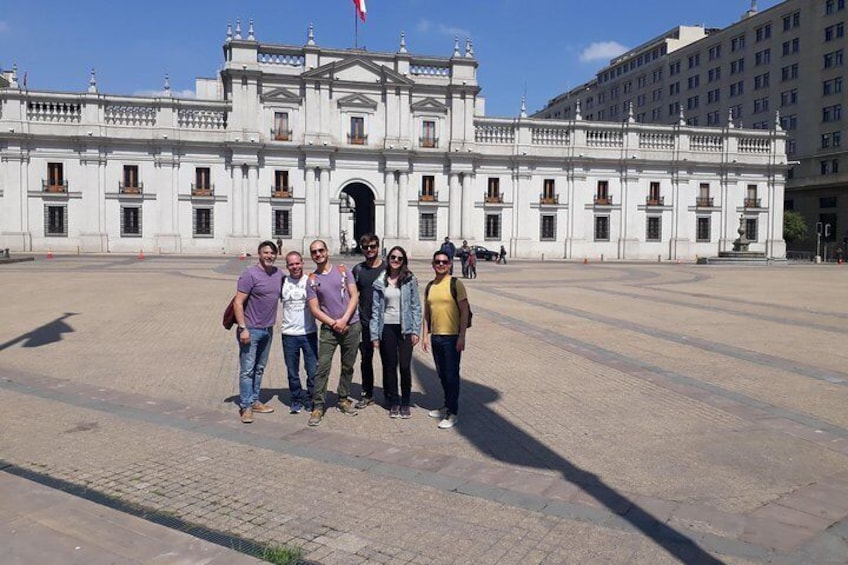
left=1, top=254, right=848, bottom=564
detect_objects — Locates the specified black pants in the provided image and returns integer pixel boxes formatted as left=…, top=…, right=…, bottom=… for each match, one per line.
left=359, top=324, right=376, bottom=398
left=379, top=324, right=413, bottom=406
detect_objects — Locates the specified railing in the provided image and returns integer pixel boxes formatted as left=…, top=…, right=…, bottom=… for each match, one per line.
left=271, top=186, right=293, bottom=198
left=594, top=195, right=613, bottom=205
left=539, top=193, right=559, bottom=204
left=639, top=132, right=675, bottom=149
left=28, top=100, right=82, bottom=123
left=119, top=181, right=144, bottom=194
left=744, top=198, right=762, bottom=208
left=347, top=134, right=368, bottom=145
left=191, top=183, right=214, bottom=196
left=419, top=136, right=438, bottom=148
left=256, top=52, right=305, bottom=67
left=586, top=129, right=624, bottom=148
left=646, top=196, right=665, bottom=206
left=409, top=64, right=450, bottom=77
left=696, top=197, right=715, bottom=207
left=271, top=128, right=292, bottom=141
left=178, top=108, right=226, bottom=129
left=475, top=122, right=515, bottom=144
left=419, top=190, right=439, bottom=202
left=42, top=179, right=68, bottom=193
left=531, top=127, right=570, bottom=146
left=105, top=105, right=156, bottom=126
left=739, top=137, right=771, bottom=153
left=690, top=135, right=723, bottom=152
left=484, top=191, right=503, bottom=204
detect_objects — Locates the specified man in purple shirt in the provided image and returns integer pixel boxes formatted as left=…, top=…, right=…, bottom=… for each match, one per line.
left=233, top=241, right=284, bottom=424
left=305, top=239, right=361, bottom=426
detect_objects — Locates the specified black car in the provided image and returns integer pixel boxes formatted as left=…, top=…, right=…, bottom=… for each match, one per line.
left=471, top=245, right=498, bottom=261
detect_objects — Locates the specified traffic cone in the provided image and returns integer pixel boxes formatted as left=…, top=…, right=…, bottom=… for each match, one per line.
left=583, top=257, right=588, bottom=264
left=239, top=251, right=246, bottom=260
left=138, top=249, right=145, bottom=260
left=46, top=249, right=53, bottom=259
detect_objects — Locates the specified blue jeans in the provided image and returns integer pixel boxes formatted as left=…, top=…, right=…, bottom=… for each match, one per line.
left=238, top=327, right=273, bottom=409
left=282, top=332, right=317, bottom=403
left=431, top=334, right=462, bottom=415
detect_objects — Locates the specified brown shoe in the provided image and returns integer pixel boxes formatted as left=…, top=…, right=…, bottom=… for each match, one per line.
left=240, top=407, right=254, bottom=424
left=251, top=401, right=275, bottom=414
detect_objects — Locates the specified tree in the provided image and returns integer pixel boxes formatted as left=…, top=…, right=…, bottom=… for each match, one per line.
left=783, top=211, right=808, bottom=244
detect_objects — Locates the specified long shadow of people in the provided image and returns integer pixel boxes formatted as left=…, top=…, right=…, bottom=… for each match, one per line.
left=412, top=355, right=724, bottom=564
left=0, top=313, right=78, bottom=352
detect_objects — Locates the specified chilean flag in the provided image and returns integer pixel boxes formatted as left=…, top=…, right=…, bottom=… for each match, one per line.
left=353, top=0, right=367, bottom=22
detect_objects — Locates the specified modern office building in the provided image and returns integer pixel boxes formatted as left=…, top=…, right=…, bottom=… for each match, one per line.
left=537, top=0, right=845, bottom=254
left=0, top=21, right=786, bottom=260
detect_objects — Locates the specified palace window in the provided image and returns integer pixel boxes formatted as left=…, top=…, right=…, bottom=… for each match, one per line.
left=122, top=165, right=140, bottom=192
left=420, top=175, right=436, bottom=200
left=421, top=120, right=437, bottom=148
left=646, top=217, right=661, bottom=242
left=486, top=177, right=502, bottom=203
left=419, top=212, right=436, bottom=240
left=45, top=162, right=65, bottom=191
left=273, top=209, right=291, bottom=238
left=745, top=218, right=759, bottom=241
left=696, top=217, right=711, bottom=242
left=596, top=180, right=610, bottom=205
left=485, top=214, right=502, bottom=240
left=594, top=216, right=610, bottom=241
left=193, top=207, right=213, bottom=237
left=194, top=167, right=211, bottom=194
left=648, top=182, right=662, bottom=205
left=273, top=112, right=290, bottom=141
left=540, top=215, right=556, bottom=241
left=45, top=204, right=67, bottom=237
left=120, top=206, right=141, bottom=237
left=349, top=116, right=366, bottom=144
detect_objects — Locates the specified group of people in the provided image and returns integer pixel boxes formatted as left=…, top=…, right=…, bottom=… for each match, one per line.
left=231, top=234, right=470, bottom=431
left=439, top=237, right=508, bottom=280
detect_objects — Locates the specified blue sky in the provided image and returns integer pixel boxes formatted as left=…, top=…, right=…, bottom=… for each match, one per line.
left=0, top=1, right=782, bottom=117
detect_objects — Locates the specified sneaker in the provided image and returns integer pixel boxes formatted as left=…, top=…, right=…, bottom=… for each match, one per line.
left=438, top=414, right=458, bottom=429
left=355, top=396, right=375, bottom=410
left=290, top=401, right=304, bottom=414
left=389, top=405, right=401, bottom=418
left=399, top=405, right=411, bottom=419
left=251, top=401, right=275, bottom=414
left=336, top=398, right=359, bottom=416
left=239, top=407, right=254, bottom=424
left=428, top=407, right=447, bottom=419
left=307, top=408, right=323, bottom=427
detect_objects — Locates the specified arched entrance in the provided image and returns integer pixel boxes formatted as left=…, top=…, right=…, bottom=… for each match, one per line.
left=340, top=182, right=375, bottom=253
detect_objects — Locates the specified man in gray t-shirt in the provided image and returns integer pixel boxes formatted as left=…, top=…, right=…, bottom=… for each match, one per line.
left=305, top=239, right=361, bottom=426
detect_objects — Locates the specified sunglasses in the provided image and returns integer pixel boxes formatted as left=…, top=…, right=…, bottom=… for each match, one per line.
left=433, top=259, right=450, bottom=266
left=310, top=248, right=326, bottom=255
left=363, top=243, right=379, bottom=250
left=388, top=254, right=404, bottom=261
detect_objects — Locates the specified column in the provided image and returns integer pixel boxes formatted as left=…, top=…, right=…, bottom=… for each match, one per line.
left=449, top=173, right=461, bottom=239
left=230, top=165, right=242, bottom=236
left=247, top=165, right=258, bottom=237
left=384, top=170, right=398, bottom=239
left=318, top=167, right=330, bottom=236
left=461, top=173, right=474, bottom=240
left=397, top=172, right=409, bottom=239
left=304, top=167, right=317, bottom=237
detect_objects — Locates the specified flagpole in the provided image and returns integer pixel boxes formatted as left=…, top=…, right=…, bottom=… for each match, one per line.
left=354, top=3, right=359, bottom=49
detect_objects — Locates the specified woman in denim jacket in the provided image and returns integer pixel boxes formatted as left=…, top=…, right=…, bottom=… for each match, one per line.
left=370, top=246, right=422, bottom=418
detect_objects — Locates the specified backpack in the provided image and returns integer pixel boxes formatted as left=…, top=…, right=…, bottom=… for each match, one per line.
left=425, top=277, right=473, bottom=329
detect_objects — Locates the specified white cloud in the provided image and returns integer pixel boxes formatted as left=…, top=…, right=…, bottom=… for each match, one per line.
left=133, top=88, right=196, bottom=99
left=579, top=41, right=628, bottom=63
left=416, top=19, right=471, bottom=39
left=0, top=21, right=10, bottom=34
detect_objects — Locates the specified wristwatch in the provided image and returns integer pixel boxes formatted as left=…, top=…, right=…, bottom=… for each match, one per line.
left=237, top=325, right=247, bottom=331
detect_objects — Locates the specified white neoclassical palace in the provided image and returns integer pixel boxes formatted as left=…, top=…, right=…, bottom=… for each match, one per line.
left=0, top=22, right=788, bottom=259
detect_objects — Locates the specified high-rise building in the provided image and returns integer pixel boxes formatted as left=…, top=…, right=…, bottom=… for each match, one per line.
left=537, top=0, right=846, bottom=254
left=0, top=22, right=785, bottom=260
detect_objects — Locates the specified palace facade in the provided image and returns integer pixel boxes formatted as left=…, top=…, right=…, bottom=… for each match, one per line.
left=0, top=22, right=788, bottom=259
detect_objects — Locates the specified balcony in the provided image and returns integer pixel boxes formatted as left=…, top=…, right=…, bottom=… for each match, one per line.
left=696, top=197, right=715, bottom=207
left=539, top=192, right=559, bottom=205
left=271, top=128, right=292, bottom=141
left=119, top=181, right=143, bottom=194
left=347, top=133, right=368, bottom=145
left=646, top=196, right=665, bottom=206
left=191, top=183, right=214, bottom=197
left=484, top=191, right=503, bottom=204
left=419, top=136, right=438, bottom=148
left=744, top=197, right=761, bottom=208
left=42, top=179, right=68, bottom=193
left=419, top=190, right=439, bottom=202
left=271, top=186, right=293, bottom=199
left=594, top=195, right=613, bottom=206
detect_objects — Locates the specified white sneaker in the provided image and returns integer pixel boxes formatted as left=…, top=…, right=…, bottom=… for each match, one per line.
left=438, top=414, right=458, bottom=429
left=428, top=407, right=447, bottom=419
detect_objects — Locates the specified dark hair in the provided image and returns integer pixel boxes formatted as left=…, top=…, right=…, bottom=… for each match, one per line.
left=433, top=250, right=450, bottom=262
left=258, top=240, right=278, bottom=254
left=385, top=246, right=412, bottom=284
left=359, top=232, right=380, bottom=247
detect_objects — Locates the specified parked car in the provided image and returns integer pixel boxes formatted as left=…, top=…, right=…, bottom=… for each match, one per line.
left=471, top=245, right=498, bottom=261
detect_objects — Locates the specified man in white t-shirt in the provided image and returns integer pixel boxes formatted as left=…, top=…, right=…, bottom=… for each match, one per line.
left=280, top=251, right=318, bottom=414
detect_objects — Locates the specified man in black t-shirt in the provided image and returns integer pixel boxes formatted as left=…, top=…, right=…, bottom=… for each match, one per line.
left=352, top=233, right=386, bottom=408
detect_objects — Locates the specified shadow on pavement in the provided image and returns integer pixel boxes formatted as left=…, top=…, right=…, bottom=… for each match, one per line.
left=0, top=313, right=77, bottom=352
left=412, top=355, right=725, bottom=565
